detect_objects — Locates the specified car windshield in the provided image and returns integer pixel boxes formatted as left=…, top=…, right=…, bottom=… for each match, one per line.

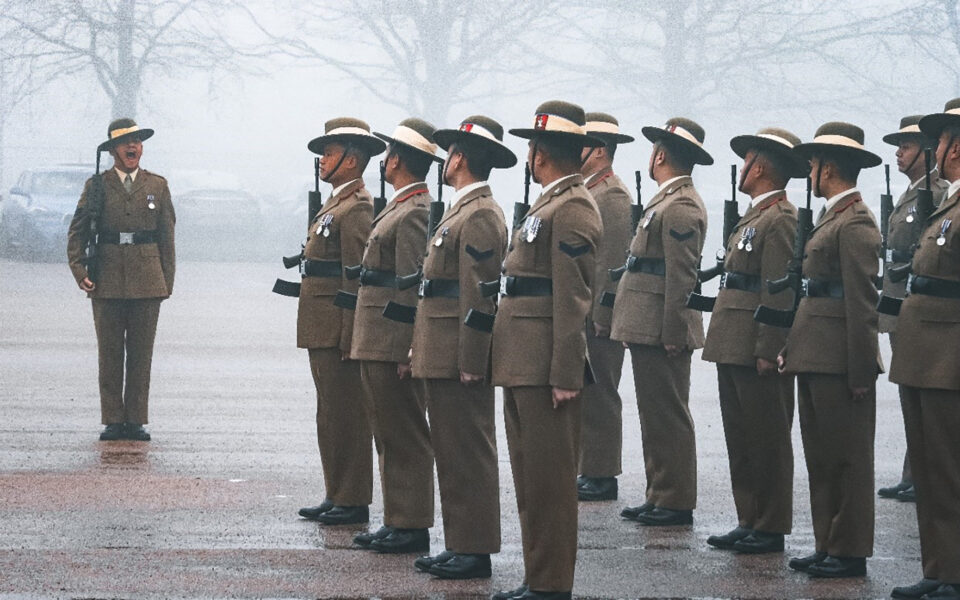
left=32, top=171, right=89, bottom=195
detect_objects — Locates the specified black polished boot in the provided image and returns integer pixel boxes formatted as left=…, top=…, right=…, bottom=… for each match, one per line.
left=892, top=578, right=940, bottom=599
left=428, top=553, right=492, bottom=579
left=298, top=499, right=334, bottom=520
left=706, top=526, right=752, bottom=549
left=491, top=584, right=528, bottom=600
left=620, top=502, right=655, bottom=521
left=124, top=423, right=151, bottom=441
left=577, top=476, right=618, bottom=501
left=635, top=507, right=693, bottom=526
left=414, top=549, right=454, bottom=573
left=369, top=527, right=429, bottom=554
left=316, top=505, right=368, bottom=525
left=788, top=550, right=827, bottom=572
left=878, top=481, right=911, bottom=499
left=99, top=423, right=125, bottom=441
left=733, top=530, right=784, bottom=554
left=807, top=555, right=866, bottom=578
left=897, top=485, right=917, bottom=503
left=354, top=525, right=393, bottom=548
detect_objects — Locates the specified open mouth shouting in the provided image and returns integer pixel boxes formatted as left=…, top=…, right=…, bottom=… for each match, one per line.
left=112, top=139, right=143, bottom=171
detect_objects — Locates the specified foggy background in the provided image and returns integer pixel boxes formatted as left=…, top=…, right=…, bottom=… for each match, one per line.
left=2, top=0, right=959, bottom=260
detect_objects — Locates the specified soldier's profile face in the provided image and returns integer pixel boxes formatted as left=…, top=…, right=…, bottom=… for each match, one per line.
left=319, top=142, right=346, bottom=180
left=111, top=138, right=142, bottom=172
left=896, top=140, right=921, bottom=173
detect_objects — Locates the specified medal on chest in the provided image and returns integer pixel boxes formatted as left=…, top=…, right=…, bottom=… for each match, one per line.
left=316, top=214, right=334, bottom=237
left=642, top=209, right=656, bottom=230
left=146, top=194, right=156, bottom=210
left=521, top=216, right=542, bottom=243
left=906, top=206, right=917, bottom=223
left=434, top=226, right=450, bottom=247
left=737, top=227, right=757, bottom=252
left=937, top=218, right=952, bottom=246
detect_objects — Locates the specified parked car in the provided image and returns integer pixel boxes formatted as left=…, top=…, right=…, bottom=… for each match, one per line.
left=0, top=164, right=93, bottom=260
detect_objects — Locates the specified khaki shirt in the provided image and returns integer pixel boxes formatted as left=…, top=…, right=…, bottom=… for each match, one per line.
left=586, top=167, right=634, bottom=329
left=889, top=189, right=960, bottom=390
left=350, top=182, right=430, bottom=363
left=491, top=174, right=602, bottom=390
left=410, top=185, right=507, bottom=379
left=610, top=176, right=706, bottom=349
left=702, top=193, right=797, bottom=365
left=296, top=179, right=372, bottom=352
left=781, top=193, right=883, bottom=388
left=66, top=168, right=175, bottom=299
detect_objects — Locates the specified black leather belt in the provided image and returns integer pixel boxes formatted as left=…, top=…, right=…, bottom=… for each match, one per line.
left=885, top=248, right=912, bottom=264
left=626, top=255, right=666, bottom=276
left=802, top=278, right=844, bottom=298
left=720, top=271, right=761, bottom=293
left=908, top=275, right=960, bottom=299
left=301, top=259, right=342, bottom=278
left=98, top=229, right=158, bottom=245
left=500, top=276, right=552, bottom=297
left=359, top=268, right=397, bottom=287
left=419, top=278, right=460, bottom=298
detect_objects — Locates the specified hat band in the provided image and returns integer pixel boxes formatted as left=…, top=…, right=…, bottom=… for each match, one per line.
left=897, top=124, right=922, bottom=135
left=109, top=126, right=141, bottom=140
left=326, top=126, right=374, bottom=137
left=947, top=107, right=960, bottom=116
left=665, top=124, right=703, bottom=148
left=586, top=121, right=620, bottom=135
left=459, top=122, right=498, bottom=143
left=392, top=125, right=437, bottom=155
left=812, top=134, right=866, bottom=150
left=755, top=133, right=796, bottom=149
left=534, top=113, right=586, bottom=135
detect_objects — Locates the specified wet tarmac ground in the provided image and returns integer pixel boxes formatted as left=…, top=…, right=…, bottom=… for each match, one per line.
left=0, top=260, right=922, bottom=599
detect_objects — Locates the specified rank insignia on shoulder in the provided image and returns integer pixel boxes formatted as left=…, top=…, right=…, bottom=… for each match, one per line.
left=937, top=218, right=952, bottom=246
left=642, top=210, right=656, bottom=230
left=434, top=226, right=450, bottom=247
left=669, top=228, right=695, bottom=241
left=147, top=194, right=156, bottom=210
left=317, top=214, right=334, bottom=237
left=521, top=216, right=542, bottom=243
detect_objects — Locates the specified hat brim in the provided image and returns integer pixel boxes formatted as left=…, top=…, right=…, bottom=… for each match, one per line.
left=433, top=129, right=517, bottom=169
left=641, top=126, right=714, bottom=165
left=919, top=113, right=960, bottom=140
left=508, top=128, right=605, bottom=148
left=587, top=131, right=635, bottom=145
left=98, top=128, right=154, bottom=152
left=373, top=132, right=444, bottom=163
left=793, top=142, right=882, bottom=169
left=730, top=135, right=810, bottom=178
left=307, top=133, right=386, bottom=157
left=881, top=131, right=928, bottom=146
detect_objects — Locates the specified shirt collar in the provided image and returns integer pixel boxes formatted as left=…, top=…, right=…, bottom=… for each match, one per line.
left=453, top=180, right=488, bottom=205
left=389, top=181, right=423, bottom=202
left=331, top=178, right=360, bottom=198
left=751, top=189, right=784, bottom=208
left=541, top=173, right=578, bottom=198
left=822, top=187, right=859, bottom=214
left=948, top=179, right=960, bottom=200
left=115, top=167, right=138, bottom=183
left=909, top=167, right=939, bottom=191
left=657, top=175, right=685, bottom=194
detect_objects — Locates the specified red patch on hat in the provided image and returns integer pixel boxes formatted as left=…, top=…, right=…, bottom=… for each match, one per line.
left=666, top=124, right=677, bottom=133
left=535, top=114, right=549, bottom=130
left=460, top=123, right=474, bottom=132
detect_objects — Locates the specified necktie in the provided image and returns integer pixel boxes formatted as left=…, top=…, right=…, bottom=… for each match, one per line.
left=816, top=205, right=826, bottom=224
left=124, top=174, right=133, bottom=193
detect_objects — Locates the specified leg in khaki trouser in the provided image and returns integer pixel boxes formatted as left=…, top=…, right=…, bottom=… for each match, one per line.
left=504, top=386, right=581, bottom=592
left=903, top=386, right=960, bottom=583
left=359, top=360, right=434, bottom=529
left=797, top=373, right=875, bottom=557
left=717, top=364, right=794, bottom=534
left=308, top=348, right=373, bottom=507
left=629, top=344, right=697, bottom=510
left=92, top=298, right=161, bottom=425
left=579, top=328, right=625, bottom=477
left=425, top=378, right=500, bottom=554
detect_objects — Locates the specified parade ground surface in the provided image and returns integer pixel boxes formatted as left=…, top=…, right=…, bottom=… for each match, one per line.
left=0, top=260, right=921, bottom=599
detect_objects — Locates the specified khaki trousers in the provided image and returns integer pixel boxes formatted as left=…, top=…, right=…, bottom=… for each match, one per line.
left=628, top=344, right=697, bottom=510
left=717, top=364, right=794, bottom=534
left=359, top=360, right=434, bottom=529
left=308, top=348, right=373, bottom=506
left=579, top=328, right=625, bottom=477
left=797, top=373, right=875, bottom=557
left=504, top=386, right=580, bottom=592
left=423, top=378, right=500, bottom=553
left=91, top=298, right=162, bottom=425
left=902, top=386, right=960, bottom=583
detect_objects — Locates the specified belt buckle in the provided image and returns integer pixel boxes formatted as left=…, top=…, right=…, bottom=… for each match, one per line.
left=801, top=279, right=810, bottom=296
left=418, top=279, right=427, bottom=298
left=299, top=260, right=306, bottom=276
left=885, top=249, right=893, bottom=263
left=906, top=274, right=915, bottom=294
left=500, top=277, right=508, bottom=296
left=719, top=272, right=728, bottom=289
left=119, top=232, right=134, bottom=245
left=626, top=256, right=637, bottom=271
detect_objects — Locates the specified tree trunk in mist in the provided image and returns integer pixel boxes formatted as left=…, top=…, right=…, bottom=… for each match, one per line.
left=659, top=0, right=690, bottom=116
left=112, top=0, right=140, bottom=118
left=417, top=14, right=452, bottom=124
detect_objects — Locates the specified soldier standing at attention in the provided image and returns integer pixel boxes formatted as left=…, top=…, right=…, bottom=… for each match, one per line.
left=610, top=117, right=712, bottom=527
left=576, top=112, right=635, bottom=502
left=350, top=118, right=441, bottom=555
left=701, top=128, right=806, bottom=554
left=408, top=116, right=513, bottom=580
left=295, top=118, right=385, bottom=526
left=779, top=122, right=883, bottom=579
left=491, top=100, right=603, bottom=600
left=876, top=115, right=948, bottom=503
left=888, top=98, right=960, bottom=600
left=67, top=118, right=175, bottom=442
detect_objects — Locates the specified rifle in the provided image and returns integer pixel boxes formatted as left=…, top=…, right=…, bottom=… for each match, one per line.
left=878, top=164, right=893, bottom=292
left=878, top=148, right=936, bottom=315
left=513, top=163, right=532, bottom=230
left=83, top=150, right=106, bottom=283
left=631, top=170, right=643, bottom=233
left=273, top=158, right=323, bottom=297
left=753, top=175, right=813, bottom=328
left=373, top=160, right=387, bottom=218
left=687, top=165, right=740, bottom=312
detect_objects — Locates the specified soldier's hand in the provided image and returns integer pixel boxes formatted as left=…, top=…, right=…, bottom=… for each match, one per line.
left=756, top=358, right=777, bottom=376
left=460, top=371, right=483, bottom=385
left=850, top=386, right=870, bottom=401
left=663, top=344, right=682, bottom=357
left=776, top=353, right=786, bottom=374
left=397, top=362, right=412, bottom=379
left=79, top=277, right=95, bottom=292
left=593, top=323, right=610, bottom=338
left=552, top=387, right=579, bottom=408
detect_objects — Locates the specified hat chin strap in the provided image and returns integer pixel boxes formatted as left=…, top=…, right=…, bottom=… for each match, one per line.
left=738, top=152, right=761, bottom=194
left=530, top=141, right=540, bottom=185
left=323, top=142, right=353, bottom=183
left=903, top=145, right=923, bottom=175
left=814, top=159, right=824, bottom=200
left=938, top=133, right=957, bottom=176
left=581, top=146, right=595, bottom=168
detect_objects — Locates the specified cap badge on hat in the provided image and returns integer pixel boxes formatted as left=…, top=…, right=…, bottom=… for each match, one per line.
left=535, top=114, right=549, bottom=130
left=460, top=123, right=474, bottom=133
